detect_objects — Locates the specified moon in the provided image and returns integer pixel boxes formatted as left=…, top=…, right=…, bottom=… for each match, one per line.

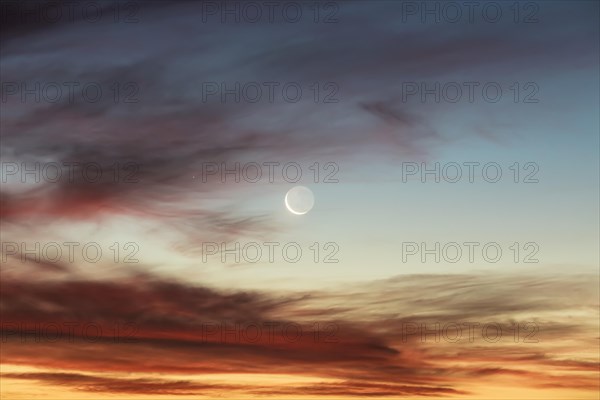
left=285, top=186, right=315, bottom=215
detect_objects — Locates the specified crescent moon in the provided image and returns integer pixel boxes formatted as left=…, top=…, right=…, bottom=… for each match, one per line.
left=285, top=192, right=307, bottom=215
left=284, top=186, right=315, bottom=215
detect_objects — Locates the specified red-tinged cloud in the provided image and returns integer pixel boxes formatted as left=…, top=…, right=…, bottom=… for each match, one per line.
left=1, top=372, right=470, bottom=397
left=2, top=1, right=597, bottom=238
left=1, top=2, right=599, bottom=398
left=1, top=260, right=598, bottom=396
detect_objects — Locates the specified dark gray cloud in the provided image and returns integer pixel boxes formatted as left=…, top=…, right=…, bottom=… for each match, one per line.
left=1, top=1, right=597, bottom=239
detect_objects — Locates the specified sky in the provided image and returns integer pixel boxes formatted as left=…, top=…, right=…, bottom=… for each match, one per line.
left=0, top=0, right=599, bottom=399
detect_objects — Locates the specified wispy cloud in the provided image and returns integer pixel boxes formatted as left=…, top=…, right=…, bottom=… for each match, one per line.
left=2, top=259, right=598, bottom=396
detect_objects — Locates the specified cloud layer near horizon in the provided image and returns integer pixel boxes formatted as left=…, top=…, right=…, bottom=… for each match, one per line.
left=1, top=258, right=598, bottom=397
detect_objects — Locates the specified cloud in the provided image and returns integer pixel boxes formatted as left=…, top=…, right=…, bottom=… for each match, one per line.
left=1, top=372, right=241, bottom=396
left=1, top=2, right=598, bottom=398
left=1, top=260, right=598, bottom=396
left=2, top=372, right=470, bottom=397
left=2, top=0, right=597, bottom=242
